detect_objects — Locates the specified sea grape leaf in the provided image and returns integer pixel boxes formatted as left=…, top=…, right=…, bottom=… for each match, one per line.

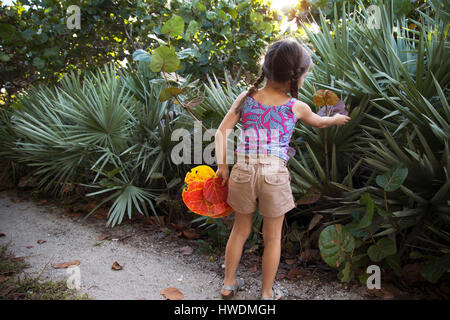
left=367, top=237, right=396, bottom=262
left=150, top=46, right=180, bottom=73
left=162, top=15, right=184, bottom=37
left=319, top=224, right=355, bottom=269
left=376, top=164, right=408, bottom=192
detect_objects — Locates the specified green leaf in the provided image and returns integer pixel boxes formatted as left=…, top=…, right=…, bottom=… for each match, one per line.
left=10, top=102, right=24, bottom=111
left=195, top=2, right=206, bottom=11
left=375, top=164, right=408, bottom=192
left=367, top=238, right=396, bottom=262
left=106, top=167, right=121, bottom=179
left=338, top=261, right=354, bottom=283
left=237, top=2, right=249, bottom=12
left=132, top=49, right=151, bottom=63
left=218, top=10, right=227, bottom=21
left=359, top=272, right=370, bottom=285
left=206, top=11, right=217, bottom=21
left=0, top=24, right=16, bottom=41
left=162, top=15, right=184, bottom=37
left=43, top=47, right=59, bottom=58
left=421, top=254, right=450, bottom=284
left=184, top=20, right=199, bottom=41
left=319, top=224, right=355, bottom=269
left=386, top=254, right=402, bottom=277
left=409, top=251, right=423, bottom=259
left=150, top=46, right=180, bottom=73
left=167, top=177, right=182, bottom=189
left=159, top=86, right=183, bottom=102
left=357, top=193, right=374, bottom=229
left=376, top=207, right=393, bottom=217
left=0, top=53, right=11, bottom=62
left=32, top=57, right=45, bottom=69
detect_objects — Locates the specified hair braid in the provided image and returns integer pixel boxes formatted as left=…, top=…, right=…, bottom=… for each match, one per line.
left=234, top=73, right=265, bottom=115
left=290, top=70, right=300, bottom=100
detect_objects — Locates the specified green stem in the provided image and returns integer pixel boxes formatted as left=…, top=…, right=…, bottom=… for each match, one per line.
left=384, top=189, right=406, bottom=243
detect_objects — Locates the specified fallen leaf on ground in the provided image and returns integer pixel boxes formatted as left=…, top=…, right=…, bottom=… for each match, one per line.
left=38, top=199, right=47, bottom=205
left=0, top=276, right=9, bottom=283
left=52, top=260, right=80, bottom=269
left=366, top=287, right=395, bottom=299
left=112, top=261, right=123, bottom=270
left=402, top=263, right=424, bottom=286
left=287, top=267, right=308, bottom=280
left=85, top=201, right=98, bottom=212
left=26, top=246, right=33, bottom=249
left=183, top=230, right=200, bottom=240
left=285, top=258, right=296, bottom=265
left=119, top=234, right=132, bottom=241
left=180, top=246, right=194, bottom=255
left=149, top=216, right=165, bottom=227
left=0, top=233, right=5, bottom=237
left=245, top=244, right=259, bottom=254
left=276, top=273, right=286, bottom=281
left=11, top=257, right=25, bottom=263
left=37, top=240, right=46, bottom=244
left=160, top=287, right=184, bottom=300
left=18, top=175, right=33, bottom=188
left=98, top=234, right=111, bottom=241
left=170, top=222, right=186, bottom=231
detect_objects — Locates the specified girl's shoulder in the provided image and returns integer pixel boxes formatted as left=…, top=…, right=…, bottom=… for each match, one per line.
left=291, top=99, right=309, bottom=119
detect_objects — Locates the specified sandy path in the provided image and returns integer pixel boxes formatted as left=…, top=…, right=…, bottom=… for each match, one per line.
left=0, top=191, right=365, bottom=300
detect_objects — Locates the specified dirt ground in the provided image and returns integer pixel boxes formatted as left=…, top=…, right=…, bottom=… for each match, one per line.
left=0, top=190, right=392, bottom=300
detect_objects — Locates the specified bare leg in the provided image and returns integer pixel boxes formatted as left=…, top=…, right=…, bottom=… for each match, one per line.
left=221, top=211, right=254, bottom=296
left=261, top=215, right=285, bottom=299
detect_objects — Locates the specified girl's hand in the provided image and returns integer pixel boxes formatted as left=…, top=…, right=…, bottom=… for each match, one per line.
left=333, top=114, right=351, bottom=126
left=215, top=165, right=229, bottom=186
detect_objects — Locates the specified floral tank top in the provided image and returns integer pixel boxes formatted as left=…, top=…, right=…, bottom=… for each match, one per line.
left=235, top=95, right=298, bottom=162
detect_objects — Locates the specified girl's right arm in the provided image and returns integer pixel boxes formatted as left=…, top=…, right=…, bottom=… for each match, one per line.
left=293, top=101, right=351, bottom=128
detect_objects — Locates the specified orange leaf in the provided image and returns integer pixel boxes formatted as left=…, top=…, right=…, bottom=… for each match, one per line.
left=112, top=261, right=123, bottom=270
left=160, top=287, right=184, bottom=300
left=52, top=260, right=80, bottom=269
left=182, top=166, right=235, bottom=218
left=203, top=177, right=228, bottom=203
left=313, top=89, right=326, bottom=107
left=98, top=234, right=111, bottom=241
left=183, top=230, right=200, bottom=240
left=182, top=181, right=214, bottom=216
left=313, top=89, right=339, bottom=107
left=287, top=267, right=308, bottom=280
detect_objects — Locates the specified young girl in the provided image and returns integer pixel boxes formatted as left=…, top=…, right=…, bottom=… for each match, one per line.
left=214, top=39, right=351, bottom=300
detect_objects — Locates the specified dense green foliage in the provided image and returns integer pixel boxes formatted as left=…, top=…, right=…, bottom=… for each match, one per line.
left=293, top=0, right=449, bottom=285
left=0, top=0, right=278, bottom=104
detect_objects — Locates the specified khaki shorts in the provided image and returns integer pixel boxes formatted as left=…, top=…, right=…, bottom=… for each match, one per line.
left=226, top=153, right=296, bottom=218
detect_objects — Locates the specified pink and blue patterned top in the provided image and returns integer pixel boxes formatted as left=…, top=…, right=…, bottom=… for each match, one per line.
left=235, top=95, right=298, bottom=162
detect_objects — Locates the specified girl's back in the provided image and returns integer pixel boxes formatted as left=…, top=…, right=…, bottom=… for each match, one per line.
left=235, top=90, right=298, bottom=162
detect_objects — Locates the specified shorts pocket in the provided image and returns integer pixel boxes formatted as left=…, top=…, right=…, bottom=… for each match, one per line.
left=264, top=172, right=290, bottom=186
left=230, top=165, right=252, bottom=183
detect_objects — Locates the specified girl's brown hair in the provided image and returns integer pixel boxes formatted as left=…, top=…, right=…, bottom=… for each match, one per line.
left=234, top=38, right=311, bottom=115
